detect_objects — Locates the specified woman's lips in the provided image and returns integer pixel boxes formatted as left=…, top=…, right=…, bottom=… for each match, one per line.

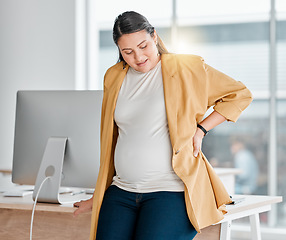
left=136, top=59, right=148, bottom=67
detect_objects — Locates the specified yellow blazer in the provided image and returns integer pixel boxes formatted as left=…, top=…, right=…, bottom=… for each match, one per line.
left=89, top=54, right=253, bottom=239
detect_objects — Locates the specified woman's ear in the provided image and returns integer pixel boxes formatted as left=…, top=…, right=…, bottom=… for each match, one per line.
left=153, top=30, right=158, bottom=44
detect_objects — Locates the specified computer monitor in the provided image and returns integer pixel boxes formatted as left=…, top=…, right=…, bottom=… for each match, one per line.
left=12, top=90, right=103, bottom=203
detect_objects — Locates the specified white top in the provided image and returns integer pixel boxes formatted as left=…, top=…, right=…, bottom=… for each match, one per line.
left=112, top=61, right=185, bottom=193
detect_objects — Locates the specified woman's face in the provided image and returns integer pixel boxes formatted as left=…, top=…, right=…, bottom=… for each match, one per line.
left=117, top=30, right=160, bottom=73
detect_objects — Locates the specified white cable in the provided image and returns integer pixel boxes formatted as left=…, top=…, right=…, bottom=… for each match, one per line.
left=30, top=177, right=51, bottom=240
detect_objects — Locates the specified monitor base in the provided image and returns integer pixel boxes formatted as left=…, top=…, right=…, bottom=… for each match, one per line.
left=33, top=137, right=68, bottom=204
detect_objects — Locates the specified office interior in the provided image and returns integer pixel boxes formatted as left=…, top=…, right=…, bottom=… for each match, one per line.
left=0, top=0, right=285, bottom=239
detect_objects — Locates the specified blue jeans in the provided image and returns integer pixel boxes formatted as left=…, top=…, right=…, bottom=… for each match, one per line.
left=96, top=185, right=197, bottom=240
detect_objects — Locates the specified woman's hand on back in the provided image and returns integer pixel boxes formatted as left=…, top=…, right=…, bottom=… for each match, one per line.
left=193, top=111, right=227, bottom=157
left=192, top=128, right=205, bottom=157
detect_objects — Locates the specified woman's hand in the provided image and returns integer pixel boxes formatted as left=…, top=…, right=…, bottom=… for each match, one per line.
left=193, top=111, right=227, bottom=157
left=193, top=127, right=205, bottom=157
left=73, top=197, right=93, bottom=217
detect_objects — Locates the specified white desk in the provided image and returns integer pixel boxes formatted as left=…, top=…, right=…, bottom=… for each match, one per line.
left=194, top=195, right=282, bottom=240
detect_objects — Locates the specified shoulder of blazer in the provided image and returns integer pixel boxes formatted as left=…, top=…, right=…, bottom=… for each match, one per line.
left=161, top=53, right=204, bottom=65
left=104, top=61, right=129, bottom=89
left=161, top=53, right=207, bottom=86
left=161, top=53, right=206, bottom=73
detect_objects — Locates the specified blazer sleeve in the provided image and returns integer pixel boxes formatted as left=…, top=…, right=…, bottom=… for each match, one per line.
left=203, top=61, right=253, bottom=122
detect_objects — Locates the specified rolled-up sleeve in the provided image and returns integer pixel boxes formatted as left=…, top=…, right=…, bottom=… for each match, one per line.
left=204, top=62, right=253, bottom=122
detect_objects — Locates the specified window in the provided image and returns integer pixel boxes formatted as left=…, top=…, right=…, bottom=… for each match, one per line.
left=276, top=0, right=286, bottom=227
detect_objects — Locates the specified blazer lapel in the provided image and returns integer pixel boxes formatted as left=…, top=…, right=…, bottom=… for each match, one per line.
left=104, top=62, right=129, bottom=125
left=161, top=54, right=179, bottom=152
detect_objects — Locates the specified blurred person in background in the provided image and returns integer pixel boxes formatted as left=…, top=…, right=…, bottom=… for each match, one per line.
left=231, top=137, right=259, bottom=194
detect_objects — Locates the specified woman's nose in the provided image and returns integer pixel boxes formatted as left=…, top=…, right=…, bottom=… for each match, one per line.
left=134, top=52, right=143, bottom=62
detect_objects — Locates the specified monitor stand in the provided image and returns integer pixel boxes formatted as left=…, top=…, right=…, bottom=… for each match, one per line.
left=33, top=137, right=69, bottom=204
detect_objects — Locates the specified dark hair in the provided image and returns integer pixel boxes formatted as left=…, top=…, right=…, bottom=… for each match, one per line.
left=113, top=11, right=168, bottom=63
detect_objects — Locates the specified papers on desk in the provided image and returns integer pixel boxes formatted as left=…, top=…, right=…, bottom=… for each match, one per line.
left=228, top=196, right=245, bottom=205
left=0, top=185, right=94, bottom=198
left=0, top=185, right=34, bottom=197
left=3, top=190, right=33, bottom=197
left=0, top=185, right=34, bottom=193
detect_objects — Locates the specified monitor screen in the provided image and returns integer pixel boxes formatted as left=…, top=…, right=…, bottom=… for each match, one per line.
left=12, top=90, right=103, bottom=203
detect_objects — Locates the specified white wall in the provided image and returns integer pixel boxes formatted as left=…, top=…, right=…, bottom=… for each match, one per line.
left=0, top=0, right=76, bottom=170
